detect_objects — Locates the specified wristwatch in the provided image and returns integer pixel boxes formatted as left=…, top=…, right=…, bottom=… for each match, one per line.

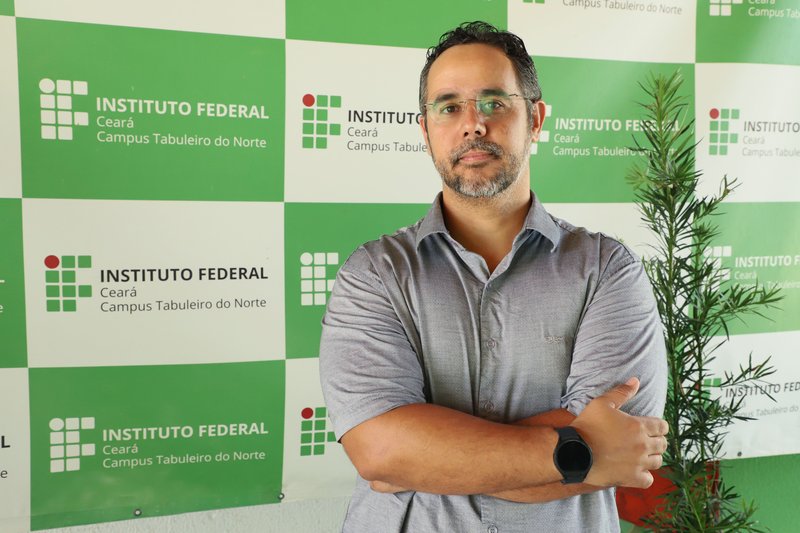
left=553, top=426, right=593, bottom=484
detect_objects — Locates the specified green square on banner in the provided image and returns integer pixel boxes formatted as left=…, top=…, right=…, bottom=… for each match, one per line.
left=0, top=200, right=28, bottom=367
left=710, top=133, right=718, bottom=143
left=284, top=203, right=429, bottom=358
left=77, top=256, right=91, bottom=268
left=302, top=122, right=314, bottom=135
left=721, top=109, right=730, bottom=119
left=720, top=133, right=728, bottom=143
left=315, top=137, right=327, bottom=149
left=61, top=256, right=75, bottom=269
left=721, top=121, right=729, bottom=132
left=720, top=145, right=728, bottom=155
left=46, top=285, right=59, bottom=298
left=314, top=419, right=326, bottom=430
left=45, top=271, right=59, bottom=283
left=29, top=362, right=285, bottom=530
left=696, top=0, right=800, bottom=65
left=0, top=0, right=13, bottom=16
left=327, top=432, right=336, bottom=442
left=302, top=136, right=314, bottom=149
left=316, top=109, right=328, bottom=121
left=316, top=123, right=327, bottom=135
left=710, top=121, right=719, bottom=131
left=314, top=432, right=324, bottom=443
left=300, top=445, right=311, bottom=456
left=732, top=109, right=740, bottom=119
left=730, top=133, right=738, bottom=143
left=61, top=270, right=75, bottom=283
left=287, top=0, right=506, bottom=48
left=303, top=108, right=314, bottom=121
left=62, top=300, right=76, bottom=312
left=712, top=203, right=800, bottom=334
left=313, top=444, right=325, bottom=455
left=315, top=407, right=326, bottom=418
left=17, top=18, right=286, bottom=202
left=330, top=123, right=341, bottom=136
left=301, top=420, right=312, bottom=431
left=300, top=433, right=312, bottom=444
left=531, top=57, right=695, bottom=203
left=62, top=285, right=76, bottom=298
left=46, top=300, right=60, bottom=313
left=316, top=95, right=328, bottom=107
left=78, top=285, right=92, bottom=297
left=330, top=95, right=341, bottom=108
left=710, top=145, right=718, bottom=155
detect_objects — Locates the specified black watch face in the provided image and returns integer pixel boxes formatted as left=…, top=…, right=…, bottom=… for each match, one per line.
left=557, top=440, right=591, bottom=472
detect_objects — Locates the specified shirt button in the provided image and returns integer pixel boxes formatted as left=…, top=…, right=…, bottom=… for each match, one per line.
left=486, top=338, right=497, bottom=349
left=488, top=526, right=498, bottom=533
left=482, top=401, right=494, bottom=413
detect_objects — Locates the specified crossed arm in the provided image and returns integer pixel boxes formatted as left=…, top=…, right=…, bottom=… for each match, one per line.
left=340, top=378, right=667, bottom=502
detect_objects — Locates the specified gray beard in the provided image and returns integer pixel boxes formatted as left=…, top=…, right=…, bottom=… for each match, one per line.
left=434, top=139, right=525, bottom=199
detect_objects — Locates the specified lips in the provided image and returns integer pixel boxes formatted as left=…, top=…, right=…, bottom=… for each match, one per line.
left=458, top=150, right=495, bottom=163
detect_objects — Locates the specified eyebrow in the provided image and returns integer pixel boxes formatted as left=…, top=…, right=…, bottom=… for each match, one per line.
left=431, top=88, right=511, bottom=103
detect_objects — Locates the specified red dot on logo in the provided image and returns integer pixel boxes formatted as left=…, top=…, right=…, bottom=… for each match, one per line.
left=44, top=255, right=60, bottom=269
left=301, top=408, right=314, bottom=419
left=302, top=94, right=315, bottom=107
left=709, top=108, right=720, bottom=119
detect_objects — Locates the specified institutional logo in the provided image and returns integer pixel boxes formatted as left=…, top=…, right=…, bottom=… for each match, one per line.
left=299, top=407, right=336, bottom=457
left=49, top=416, right=96, bottom=473
left=701, top=377, right=722, bottom=403
left=302, top=94, right=342, bottom=149
left=39, top=78, right=89, bottom=141
left=44, top=254, right=93, bottom=312
left=300, top=252, right=339, bottom=306
left=709, top=0, right=743, bottom=16
left=708, top=108, right=740, bottom=155
left=704, top=245, right=733, bottom=282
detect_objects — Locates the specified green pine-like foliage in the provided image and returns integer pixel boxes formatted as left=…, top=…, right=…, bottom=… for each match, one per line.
left=627, top=71, right=782, bottom=532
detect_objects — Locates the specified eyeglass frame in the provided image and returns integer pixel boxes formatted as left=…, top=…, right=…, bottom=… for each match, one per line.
left=421, top=91, right=539, bottom=124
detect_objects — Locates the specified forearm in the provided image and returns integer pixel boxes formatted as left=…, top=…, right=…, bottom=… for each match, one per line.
left=342, top=403, right=562, bottom=495
left=488, top=407, right=600, bottom=503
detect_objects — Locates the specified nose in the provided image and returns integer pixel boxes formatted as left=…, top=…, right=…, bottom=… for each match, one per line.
left=461, top=101, right=487, bottom=138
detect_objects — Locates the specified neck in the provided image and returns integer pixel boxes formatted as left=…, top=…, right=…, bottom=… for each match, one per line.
left=441, top=176, right=532, bottom=272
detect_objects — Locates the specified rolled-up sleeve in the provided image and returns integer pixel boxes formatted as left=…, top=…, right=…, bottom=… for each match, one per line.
left=561, top=243, right=667, bottom=418
left=319, top=247, right=426, bottom=441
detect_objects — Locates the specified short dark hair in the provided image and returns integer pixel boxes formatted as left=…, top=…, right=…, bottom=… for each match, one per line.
left=418, top=21, right=542, bottom=115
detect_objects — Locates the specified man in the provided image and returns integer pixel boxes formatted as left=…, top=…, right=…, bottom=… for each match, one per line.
left=320, top=21, right=667, bottom=533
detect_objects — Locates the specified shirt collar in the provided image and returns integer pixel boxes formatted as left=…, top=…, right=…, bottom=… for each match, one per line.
left=415, top=191, right=562, bottom=251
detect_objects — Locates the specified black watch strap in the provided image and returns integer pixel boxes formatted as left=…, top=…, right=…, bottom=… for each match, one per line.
left=553, top=426, right=593, bottom=484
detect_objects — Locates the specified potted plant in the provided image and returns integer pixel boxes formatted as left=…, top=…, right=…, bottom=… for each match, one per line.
left=615, top=71, right=782, bottom=532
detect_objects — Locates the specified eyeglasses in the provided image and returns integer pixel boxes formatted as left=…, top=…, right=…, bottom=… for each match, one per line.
left=423, top=93, right=532, bottom=124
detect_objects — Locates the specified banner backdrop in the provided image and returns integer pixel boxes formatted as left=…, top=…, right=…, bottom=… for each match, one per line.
left=0, top=1, right=799, bottom=530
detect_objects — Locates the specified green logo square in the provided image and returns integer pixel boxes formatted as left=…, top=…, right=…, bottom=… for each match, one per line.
left=77, top=255, right=91, bottom=268
left=78, top=285, right=92, bottom=297
left=302, top=122, right=314, bottom=135
left=46, top=300, right=61, bottom=312
left=30, top=362, right=285, bottom=530
left=303, top=108, right=314, bottom=121
left=61, top=270, right=76, bottom=283
left=62, top=300, right=77, bottom=312
left=315, top=137, right=327, bottom=149
left=316, top=123, right=327, bottom=135
left=18, top=19, right=286, bottom=202
left=302, top=136, right=314, bottom=149
left=46, top=285, right=60, bottom=298
left=316, top=95, right=328, bottom=107
left=62, top=285, right=76, bottom=298
left=330, top=123, right=341, bottom=136
left=45, top=271, right=59, bottom=283
left=287, top=0, right=506, bottom=49
left=316, top=109, right=328, bottom=121
left=61, top=256, right=76, bottom=269
left=330, top=95, right=341, bottom=108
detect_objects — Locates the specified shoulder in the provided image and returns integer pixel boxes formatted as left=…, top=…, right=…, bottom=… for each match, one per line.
left=339, top=219, right=425, bottom=278
left=550, top=214, right=641, bottom=280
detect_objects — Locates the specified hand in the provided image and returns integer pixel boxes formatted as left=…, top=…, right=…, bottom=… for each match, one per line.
left=570, top=377, right=668, bottom=489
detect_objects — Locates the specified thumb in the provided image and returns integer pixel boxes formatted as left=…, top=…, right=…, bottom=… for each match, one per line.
left=601, top=377, right=640, bottom=409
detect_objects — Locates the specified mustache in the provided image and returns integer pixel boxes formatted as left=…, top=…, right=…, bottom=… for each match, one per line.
left=450, top=139, right=503, bottom=164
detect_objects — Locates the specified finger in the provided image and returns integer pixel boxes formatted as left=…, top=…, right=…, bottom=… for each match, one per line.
left=643, top=417, right=669, bottom=437
left=645, top=435, right=668, bottom=455
left=638, top=470, right=655, bottom=489
left=599, top=377, right=640, bottom=409
left=646, top=454, right=663, bottom=471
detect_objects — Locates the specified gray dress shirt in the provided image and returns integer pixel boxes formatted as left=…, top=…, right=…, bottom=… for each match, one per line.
left=320, top=192, right=667, bottom=533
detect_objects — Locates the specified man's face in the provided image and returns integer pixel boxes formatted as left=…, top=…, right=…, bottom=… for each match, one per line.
left=421, top=43, right=543, bottom=199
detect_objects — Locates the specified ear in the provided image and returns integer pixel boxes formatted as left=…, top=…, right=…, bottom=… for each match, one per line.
left=529, top=100, right=547, bottom=143
left=419, top=113, right=432, bottom=152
